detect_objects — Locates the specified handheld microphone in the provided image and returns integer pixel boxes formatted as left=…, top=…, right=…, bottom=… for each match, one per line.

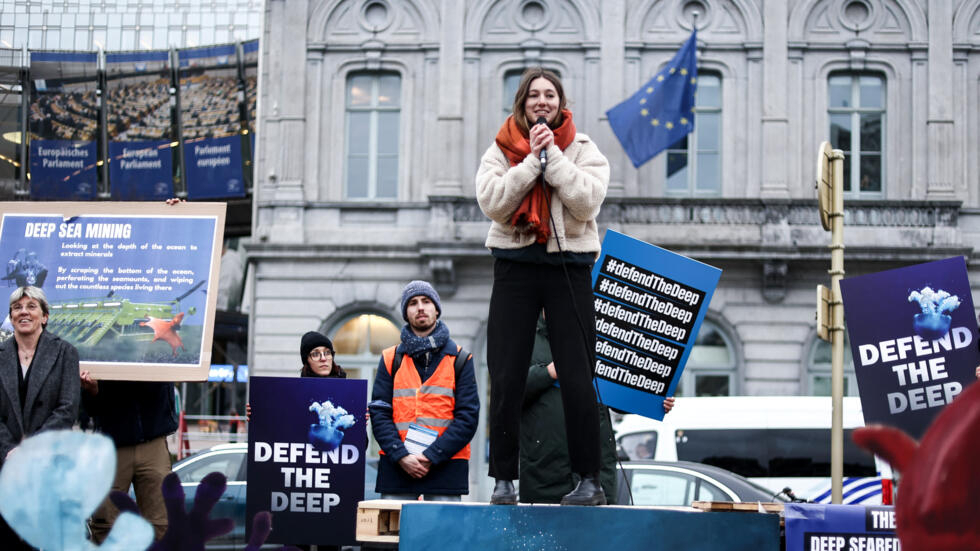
left=536, top=116, right=548, bottom=171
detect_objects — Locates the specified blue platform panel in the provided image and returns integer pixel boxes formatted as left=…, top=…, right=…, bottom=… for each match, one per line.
left=398, top=503, right=780, bottom=551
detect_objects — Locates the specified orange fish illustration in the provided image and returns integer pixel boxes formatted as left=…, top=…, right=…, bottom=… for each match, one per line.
left=141, top=312, right=185, bottom=357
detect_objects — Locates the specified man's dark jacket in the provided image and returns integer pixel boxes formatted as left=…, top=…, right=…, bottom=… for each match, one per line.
left=83, top=381, right=177, bottom=447
left=369, top=338, right=479, bottom=495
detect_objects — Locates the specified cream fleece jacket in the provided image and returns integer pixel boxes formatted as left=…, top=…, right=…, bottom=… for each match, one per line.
left=475, top=132, right=609, bottom=254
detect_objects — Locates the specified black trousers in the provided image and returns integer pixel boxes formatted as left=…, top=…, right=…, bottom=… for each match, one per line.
left=487, top=258, right=601, bottom=480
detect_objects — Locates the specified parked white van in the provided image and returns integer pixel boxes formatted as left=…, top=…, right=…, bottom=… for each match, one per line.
left=613, top=396, right=894, bottom=505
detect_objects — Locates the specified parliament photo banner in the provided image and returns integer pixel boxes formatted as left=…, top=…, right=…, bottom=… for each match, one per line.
left=246, top=376, right=367, bottom=546
left=107, top=140, right=174, bottom=201
left=29, top=52, right=100, bottom=200
left=29, top=139, right=97, bottom=200
left=105, top=50, right=175, bottom=200
left=839, top=256, right=979, bottom=440
left=591, top=230, right=722, bottom=420
left=178, top=44, right=245, bottom=198
left=183, top=134, right=244, bottom=199
left=0, top=201, right=226, bottom=381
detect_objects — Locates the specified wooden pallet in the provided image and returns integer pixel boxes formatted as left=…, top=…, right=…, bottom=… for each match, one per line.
left=356, top=499, right=409, bottom=543
left=692, top=501, right=785, bottom=514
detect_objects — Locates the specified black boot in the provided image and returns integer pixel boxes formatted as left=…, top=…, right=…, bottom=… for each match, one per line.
left=560, top=474, right=606, bottom=506
left=490, top=479, right=517, bottom=505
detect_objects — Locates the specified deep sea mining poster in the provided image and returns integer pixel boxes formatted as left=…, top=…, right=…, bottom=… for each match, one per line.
left=246, top=376, right=368, bottom=546
left=0, top=201, right=225, bottom=381
left=840, top=256, right=979, bottom=440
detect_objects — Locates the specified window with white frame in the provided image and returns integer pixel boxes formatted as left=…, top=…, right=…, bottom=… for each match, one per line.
left=807, top=332, right=857, bottom=396
left=345, top=72, right=401, bottom=199
left=502, top=68, right=562, bottom=121
left=675, top=320, right=735, bottom=396
left=664, top=73, right=721, bottom=196
left=503, top=69, right=523, bottom=119
left=828, top=73, right=884, bottom=197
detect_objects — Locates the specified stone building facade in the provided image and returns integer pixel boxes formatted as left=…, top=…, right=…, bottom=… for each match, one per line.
left=251, top=0, right=980, bottom=497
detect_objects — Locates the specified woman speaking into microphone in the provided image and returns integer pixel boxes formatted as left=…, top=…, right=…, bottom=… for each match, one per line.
left=476, top=68, right=609, bottom=506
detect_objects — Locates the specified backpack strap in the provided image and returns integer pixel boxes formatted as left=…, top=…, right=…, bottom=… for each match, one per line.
left=454, top=347, right=471, bottom=380
left=390, top=350, right=405, bottom=379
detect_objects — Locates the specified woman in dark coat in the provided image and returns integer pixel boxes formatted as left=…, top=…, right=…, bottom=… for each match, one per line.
left=0, top=286, right=80, bottom=549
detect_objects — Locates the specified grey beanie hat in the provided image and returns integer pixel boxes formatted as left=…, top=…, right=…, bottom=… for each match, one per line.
left=400, top=280, right=442, bottom=321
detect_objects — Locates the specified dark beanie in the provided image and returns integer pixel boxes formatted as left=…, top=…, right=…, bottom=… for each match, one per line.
left=400, top=280, right=442, bottom=322
left=300, top=331, right=333, bottom=363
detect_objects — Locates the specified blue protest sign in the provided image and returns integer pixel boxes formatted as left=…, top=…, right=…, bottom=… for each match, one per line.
left=183, top=135, right=246, bottom=199
left=29, top=140, right=98, bottom=200
left=839, top=257, right=979, bottom=440
left=108, top=141, right=174, bottom=200
left=246, top=376, right=367, bottom=546
left=591, top=230, right=722, bottom=419
left=785, top=503, right=898, bottom=551
left=0, top=201, right=225, bottom=381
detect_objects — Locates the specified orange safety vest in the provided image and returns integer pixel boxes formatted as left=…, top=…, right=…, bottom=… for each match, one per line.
left=380, top=345, right=471, bottom=460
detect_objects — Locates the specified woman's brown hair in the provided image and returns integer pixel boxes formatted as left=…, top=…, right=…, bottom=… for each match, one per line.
left=511, top=67, right=567, bottom=135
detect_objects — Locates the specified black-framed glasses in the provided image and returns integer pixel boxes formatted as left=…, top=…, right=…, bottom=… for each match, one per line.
left=309, top=349, right=333, bottom=360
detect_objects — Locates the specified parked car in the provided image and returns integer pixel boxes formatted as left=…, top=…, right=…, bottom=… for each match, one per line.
left=171, top=443, right=379, bottom=550
left=615, top=460, right=790, bottom=507
left=614, top=396, right=893, bottom=505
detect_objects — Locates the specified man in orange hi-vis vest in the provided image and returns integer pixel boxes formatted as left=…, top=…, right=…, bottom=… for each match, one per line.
left=368, top=280, right=480, bottom=500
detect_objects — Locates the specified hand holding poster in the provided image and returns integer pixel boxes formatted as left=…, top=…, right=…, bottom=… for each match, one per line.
left=591, top=230, right=721, bottom=419
left=839, top=257, right=980, bottom=440
left=246, top=376, right=367, bottom=546
left=0, top=201, right=224, bottom=381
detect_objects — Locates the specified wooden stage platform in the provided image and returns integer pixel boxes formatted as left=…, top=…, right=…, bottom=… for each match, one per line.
left=357, top=500, right=781, bottom=550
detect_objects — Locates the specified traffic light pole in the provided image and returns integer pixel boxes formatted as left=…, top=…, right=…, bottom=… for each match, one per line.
left=828, top=148, right=845, bottom=504
left=815, top=141, right=845, bottom=504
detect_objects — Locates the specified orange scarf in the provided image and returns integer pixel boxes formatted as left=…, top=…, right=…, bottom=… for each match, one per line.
left=494, top=109, right=576, bottom=244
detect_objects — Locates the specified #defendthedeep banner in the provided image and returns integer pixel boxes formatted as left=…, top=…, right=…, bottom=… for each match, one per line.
left=0, top=201, right=225, bottom=381
left=591, top=230, right=722, bottom=420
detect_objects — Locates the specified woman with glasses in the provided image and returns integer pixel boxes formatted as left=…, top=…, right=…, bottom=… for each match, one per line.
left=247, top=331, right=347, bottom=551
left=298, top=331, right=347, bottom=379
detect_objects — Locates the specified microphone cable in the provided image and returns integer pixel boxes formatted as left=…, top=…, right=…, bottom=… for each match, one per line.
left=538, top=162, right=637, bottom=507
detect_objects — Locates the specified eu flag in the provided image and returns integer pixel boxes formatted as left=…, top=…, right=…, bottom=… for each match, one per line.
left=607, top=30, right=698, bottom=168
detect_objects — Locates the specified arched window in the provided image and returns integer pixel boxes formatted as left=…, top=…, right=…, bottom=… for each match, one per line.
left=806, top=332, right=857, bottom=396
left=828, top=73, right=885, bottom=198
left=675, top=320, right=736, bottom=396
left=345, top=72, right=401, bottom=199
left=665, top=72, right=721, bottom=196
left=327, top=311, right=400, bottom=457
left=328, top=312, right=400, bottom=381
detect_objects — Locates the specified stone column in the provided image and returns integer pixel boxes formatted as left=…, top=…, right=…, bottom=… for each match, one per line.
left=926, top=0, right=955, bottom=199
left=598, top=0, right=625, bottom=196
left=258, top=0, right=307, bottom=244
left=430, top=0, right=465, bottom=196
left=760, top=0, right=789, bottom=198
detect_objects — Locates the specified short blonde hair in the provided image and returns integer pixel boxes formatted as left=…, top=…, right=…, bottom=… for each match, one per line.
left=9, top=286, right=50, bottom=325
